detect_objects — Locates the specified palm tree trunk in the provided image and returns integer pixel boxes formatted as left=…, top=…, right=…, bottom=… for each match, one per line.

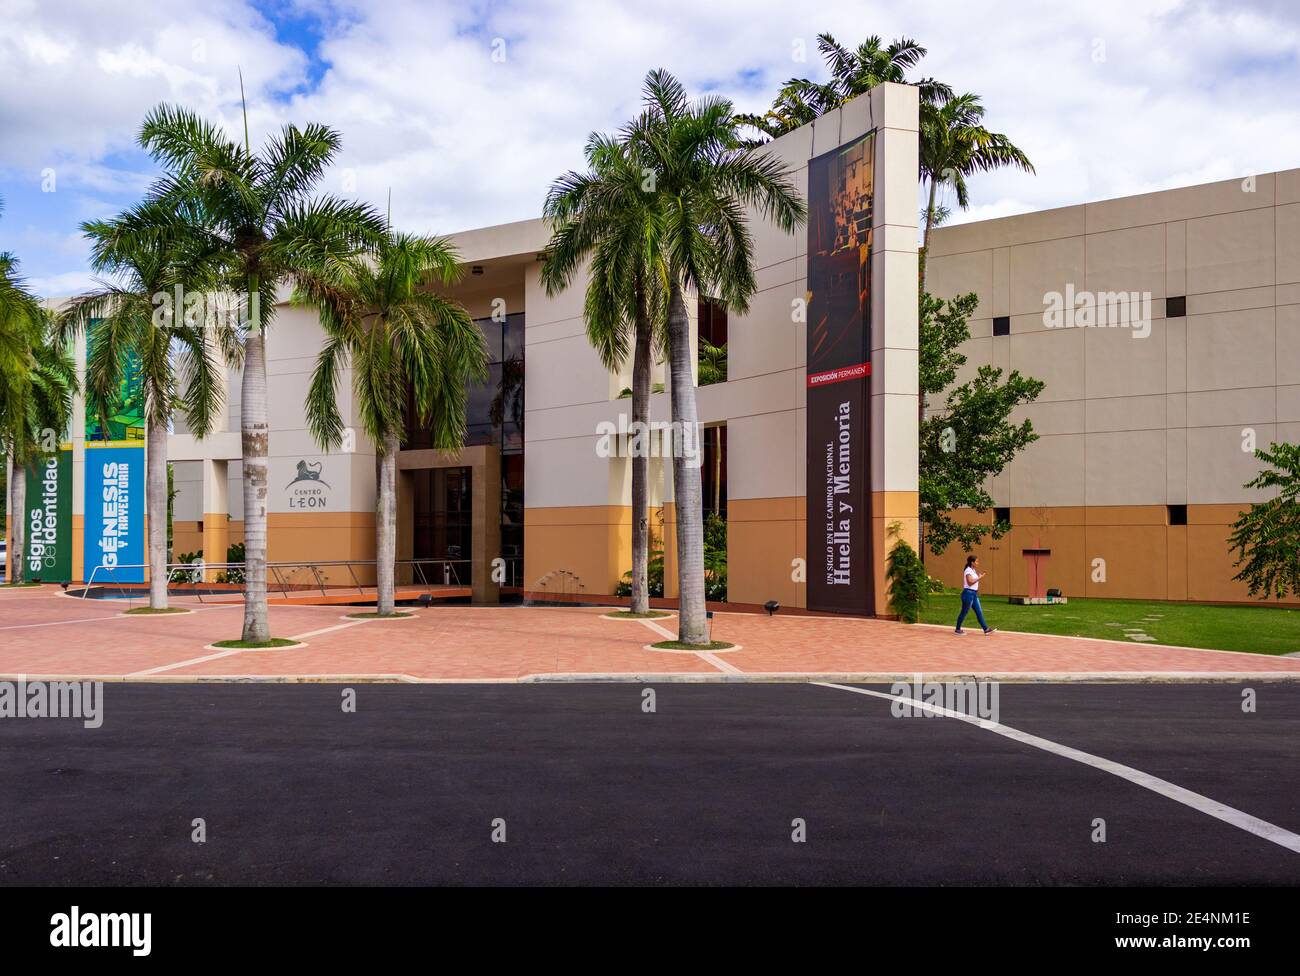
left=240, top=321, right=271, bottom=642
left=3, top=448, right=11, bottom=581
left=629, top=291, right=652, bottom=615
left=919, top=177, right=938, bottom=294
left=666, top=281, right=708, bottom=643
left=917, top=176, right=939, bottom=566
left=10, top=454, right=25, bottom=584
left=376, top=429, right=398, bottom=616
left=146, top=415, right=169, bottom=609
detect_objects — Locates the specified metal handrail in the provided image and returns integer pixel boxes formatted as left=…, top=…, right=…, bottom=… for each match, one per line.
left=81, top=558, right=474, bottom=599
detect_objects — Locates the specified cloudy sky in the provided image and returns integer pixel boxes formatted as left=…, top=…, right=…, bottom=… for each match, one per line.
left=2, top=0, right=1298, bottom=295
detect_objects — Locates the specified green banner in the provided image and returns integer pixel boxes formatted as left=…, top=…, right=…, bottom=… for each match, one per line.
left=24, top=446, right=73, bottom=582
left=85, top=332, right=145, bottom=443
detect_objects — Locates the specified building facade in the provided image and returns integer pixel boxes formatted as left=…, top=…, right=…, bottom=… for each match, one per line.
left=925, top=170, right=1300, bottom=604
left=10, top=83, right=1294, bottom=610
left=148, top=82, right=923, bottom=615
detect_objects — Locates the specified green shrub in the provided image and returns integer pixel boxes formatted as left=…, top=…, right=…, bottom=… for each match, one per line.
left=216, top=542, right=246, bottom=584
left=886, top=537, right=929, bottom=623
left=615, top=511, right=728, bottom=602
left=616, top=548, right=665, bottom=598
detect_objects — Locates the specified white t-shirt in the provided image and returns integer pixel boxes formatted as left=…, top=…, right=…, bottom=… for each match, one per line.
left=963, top=566, right=980, bottom=591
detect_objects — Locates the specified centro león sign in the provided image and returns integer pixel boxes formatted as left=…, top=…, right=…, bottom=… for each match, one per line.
left=286, top=460, right=332, bottom=509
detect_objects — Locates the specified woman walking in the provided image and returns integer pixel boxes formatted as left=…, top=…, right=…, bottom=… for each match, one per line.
left=955, top=555, right=995, bottom=635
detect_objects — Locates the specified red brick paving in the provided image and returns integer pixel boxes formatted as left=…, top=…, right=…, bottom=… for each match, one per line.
left=1, top=586, right=1298, bottom=681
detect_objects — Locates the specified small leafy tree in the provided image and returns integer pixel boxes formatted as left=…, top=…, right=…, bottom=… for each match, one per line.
left=919, top=291, right=1044, bottom=556
left=885, top=524, right=928, bottom=623
left=1229, top=442, right=1300, bottom=600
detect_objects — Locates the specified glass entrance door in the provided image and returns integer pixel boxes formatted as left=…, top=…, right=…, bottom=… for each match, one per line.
left=412, top=466, right=472, bottom=585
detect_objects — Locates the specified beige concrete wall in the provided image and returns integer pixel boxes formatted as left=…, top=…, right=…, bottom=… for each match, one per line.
left=927, top=504, right=1295, bottom=605
left=926, top=170, right=1300, bottom=602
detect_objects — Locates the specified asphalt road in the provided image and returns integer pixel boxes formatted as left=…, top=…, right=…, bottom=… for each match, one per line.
left=1, top=682, right=1297, bottom=885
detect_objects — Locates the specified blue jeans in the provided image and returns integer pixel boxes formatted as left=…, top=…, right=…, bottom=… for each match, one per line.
left=956, top=588, right=987, bottom=632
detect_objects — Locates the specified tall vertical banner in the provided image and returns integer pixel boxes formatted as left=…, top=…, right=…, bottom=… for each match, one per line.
left=24, top=446, right=73, bottom=582
left=83, top=445, right=145, bottom=584
left=806, top=132, right=875, bottom=615
left=83, top=334, right=146, bottom=583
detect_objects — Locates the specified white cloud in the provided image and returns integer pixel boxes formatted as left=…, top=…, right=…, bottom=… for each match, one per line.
left=3, top=0, right=1300, bottom=288
left=26, top=269, right=101, bottom=297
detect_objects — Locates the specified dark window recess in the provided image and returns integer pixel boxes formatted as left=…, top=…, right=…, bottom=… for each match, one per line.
left=993, top=316, right=1011, bottom=336
left=697, top=297, right=728, bottom=347
left=404, top=311, right=524, bottom=451
left=697, top=297, right=728, bottom=385
left=994, top=507, right=1011, bottom=525
left=1168, top=504, right=1187, bottom=526
left=701, top=425, right=727, bottom=520
left=1166, top=296, right=1186, bottom=318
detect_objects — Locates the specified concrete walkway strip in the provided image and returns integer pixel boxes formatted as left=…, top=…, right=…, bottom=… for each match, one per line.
left=289, top=619, right=373, bottom=641
left=634, top=615, right=740, bottom=674
left=0, top=601, right=241, bottom=632
left=814, top=681, right=1300, bottom=856
left=130, top=648, right=247, bottom=676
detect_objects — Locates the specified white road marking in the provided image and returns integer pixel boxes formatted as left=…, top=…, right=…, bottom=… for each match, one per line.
left=815, top=681, right=1300, bottom=856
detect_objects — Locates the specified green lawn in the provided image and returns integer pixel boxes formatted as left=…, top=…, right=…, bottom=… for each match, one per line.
left=918, top=591, right=1300, bottom=656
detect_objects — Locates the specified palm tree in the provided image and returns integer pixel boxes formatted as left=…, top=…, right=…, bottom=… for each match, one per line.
left=297, top=231, right=487, bottom=616
left=106, top=104, right=387, bottom=641
left=627, top=70, right=805, bottom=643
left=542, top=133, right=666, bottom=615
left=736, top=33, right=951, bottom=143
left=918, top=93, right=1034, bottom=291
left=0, top=197, right=40, bottom=393
left=0, top=311, right=77, bottom=585
left=57, top=200, right=236, bottom=609
left=2, top=200, right=33, bottom=575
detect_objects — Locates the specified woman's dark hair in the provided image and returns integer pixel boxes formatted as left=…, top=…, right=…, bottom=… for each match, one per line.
left=965, top=555, right=978, bottom=568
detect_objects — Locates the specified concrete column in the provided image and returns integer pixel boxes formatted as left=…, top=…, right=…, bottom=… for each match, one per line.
left=396, top=468, right=415, bottom=587
left=471, top=447, right=501, bottom=603
left=201, top=457, right=230, bottom=571
left=868, top=82, right=921, bottom=617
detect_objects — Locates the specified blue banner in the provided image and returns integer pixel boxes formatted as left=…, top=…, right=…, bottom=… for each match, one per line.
left=83, top=445, right=145, bottom=584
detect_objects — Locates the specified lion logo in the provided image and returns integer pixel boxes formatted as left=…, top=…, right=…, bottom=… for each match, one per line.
left=286, top=460, right=331, bottom=490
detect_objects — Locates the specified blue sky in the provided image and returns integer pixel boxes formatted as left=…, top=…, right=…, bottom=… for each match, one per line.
left=2, top=0, right=1299, bottom=295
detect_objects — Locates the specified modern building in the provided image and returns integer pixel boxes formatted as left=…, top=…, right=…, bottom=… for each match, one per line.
left=925, top=169, right=1300, bottom=605
left=8, top=81, right=1296, bottom=610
